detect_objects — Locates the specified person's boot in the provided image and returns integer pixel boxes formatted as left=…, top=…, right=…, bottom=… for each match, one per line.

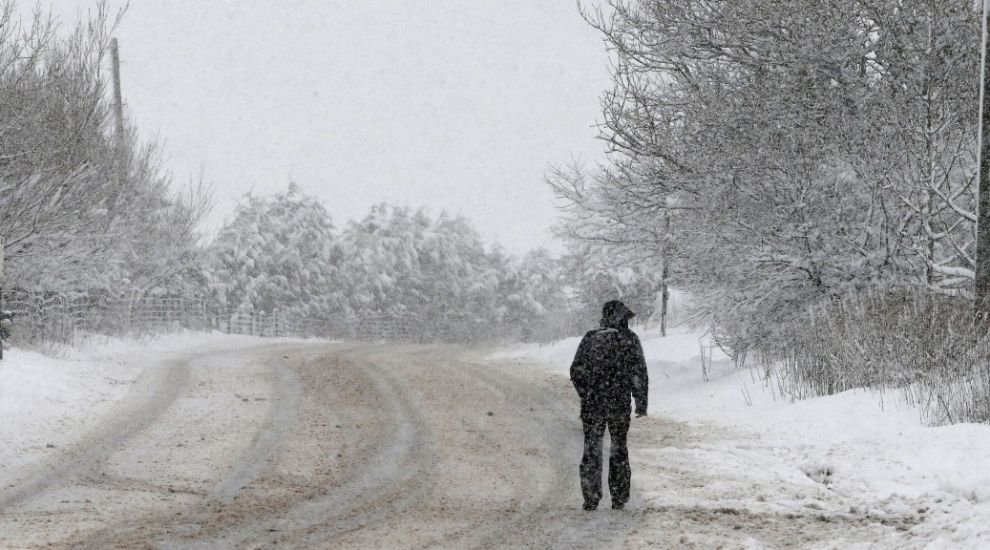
left=611, top=502, right=625, bottom=510
left=583, top=502, right=597, bottom=511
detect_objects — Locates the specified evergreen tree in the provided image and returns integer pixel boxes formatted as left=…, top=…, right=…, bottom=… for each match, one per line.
left=210, top=184, right=350, bottom=320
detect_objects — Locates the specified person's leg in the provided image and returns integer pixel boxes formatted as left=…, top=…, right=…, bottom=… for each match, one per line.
left=579, top=416, right=606, bottom=509
left=607, top=414, right=631, bottom=508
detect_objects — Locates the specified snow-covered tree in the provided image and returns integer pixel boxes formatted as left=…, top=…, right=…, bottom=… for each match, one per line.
left=554, top=0, right=983, bottom=350
left=338, top=204, right=573, bottom=340
left=209, top=184, right=350, bottom=320
left=340, top=205, right=498, bottom=322
left=209, top=195, right=574, bottom=342
left=0, top=5, right=124, bottom=286
left=0, top=4, right=210, bottom=298
left=559, top=241, right=662, bottom=327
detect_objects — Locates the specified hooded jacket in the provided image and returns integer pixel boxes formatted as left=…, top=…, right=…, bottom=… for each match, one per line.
left=569, top=303, right=648, bottom=418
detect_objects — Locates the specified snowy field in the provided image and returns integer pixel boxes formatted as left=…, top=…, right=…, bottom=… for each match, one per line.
left=493, top=326, right=990, bottom=548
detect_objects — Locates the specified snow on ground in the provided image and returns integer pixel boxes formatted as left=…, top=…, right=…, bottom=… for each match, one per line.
left=0, top=331, right=299, bottom=486
left=5, top=323, right=990, bottom=547
left=494, top=325, right=990, bottom=549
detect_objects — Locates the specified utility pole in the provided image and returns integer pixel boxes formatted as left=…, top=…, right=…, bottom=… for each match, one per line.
left=109, top=38, right=125, bottom=213
left=976, top=0, right=990, bottom=318
left=110, top=38, right=124, bottom=148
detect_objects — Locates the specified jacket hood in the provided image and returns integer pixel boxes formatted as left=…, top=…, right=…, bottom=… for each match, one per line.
left=600, top=300, right=635, bottom=329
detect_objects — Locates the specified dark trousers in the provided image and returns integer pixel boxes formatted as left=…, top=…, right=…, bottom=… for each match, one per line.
left=579, top=413, right=630, bottom=506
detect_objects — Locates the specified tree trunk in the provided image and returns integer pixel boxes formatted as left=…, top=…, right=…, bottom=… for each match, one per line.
left=660, top=211, right=671, bottom=337
left=976, top=0, right=990, bottom=317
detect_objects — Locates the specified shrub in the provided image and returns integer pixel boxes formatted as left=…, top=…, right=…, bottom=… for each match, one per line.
left=757, top=289, right=990, bottom=424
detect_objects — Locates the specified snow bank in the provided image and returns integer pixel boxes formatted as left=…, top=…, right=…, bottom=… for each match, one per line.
left=494, top=326, right=990, bottom=548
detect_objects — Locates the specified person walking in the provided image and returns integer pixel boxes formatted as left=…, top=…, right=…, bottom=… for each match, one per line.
left=570, top=300, right=648, bottom=511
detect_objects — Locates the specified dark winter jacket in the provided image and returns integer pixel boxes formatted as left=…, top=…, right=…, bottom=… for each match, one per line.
left=570, top=312, right=648, bottom=419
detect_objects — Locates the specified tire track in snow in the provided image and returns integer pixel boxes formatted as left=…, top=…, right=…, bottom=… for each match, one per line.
left=70, top=345, right=308, bottom=549
left=178, top=349, right=434, bottom=549
left=207, top=357, right=301, bottom=505
left=444, top=362, right=580, bottom=549
left=4, top=343, right=648, bottom=548
left=302, top=347, right=640, bottom=550
left=0, top=357, right=191, bottom=509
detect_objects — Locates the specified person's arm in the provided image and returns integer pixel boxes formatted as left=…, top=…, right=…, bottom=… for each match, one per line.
left=570, top=334, right=592, bottom=400
left=630, top=333, right=648, bottom=416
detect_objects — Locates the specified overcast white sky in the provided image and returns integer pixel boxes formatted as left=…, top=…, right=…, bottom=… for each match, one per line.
left=34, top=1, right=612, bottom=255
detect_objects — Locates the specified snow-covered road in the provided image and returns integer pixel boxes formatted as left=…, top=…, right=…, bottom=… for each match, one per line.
left=0, top=337, right=962, bottom=548
left=1, top=341, right=625, bottom=548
